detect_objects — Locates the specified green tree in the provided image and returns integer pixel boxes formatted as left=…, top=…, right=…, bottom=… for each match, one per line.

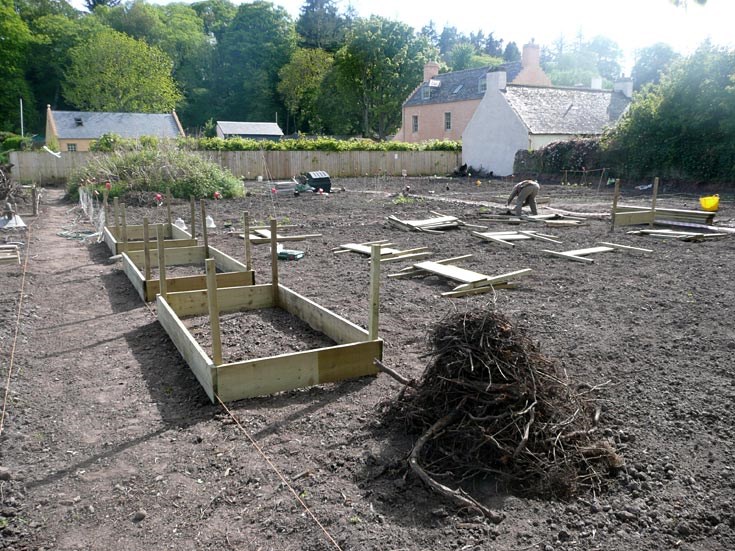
left=13, top=0, right=78, bottom=23
left=296, top=0, right=345, bottom=51
left=607, top=43, right=735, bottom=180
left=587, top=35, right=622, bottom=81
left=448, top=42, right=475, bottom=71
left=503, top=41, right=520, bottom=62
left=0, top=0, right=35, bottom=132
left=334, top=16, right=437, bottom=138
left=26, top=14, right=108, bottom=115
left=217, top=1, right=296, bottom=122
left=63, top=30, right=182, bottom=112
left=278, top=47, right=333, bottom=132
left=84, top=0, right=120, bottom=12
left=190, top=0, right=236, bottom=43
left=631, top=43, right=679, bottom=90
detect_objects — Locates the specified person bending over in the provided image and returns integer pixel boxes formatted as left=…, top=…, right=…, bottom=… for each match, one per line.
left=507, top=180, right=540, bottom=216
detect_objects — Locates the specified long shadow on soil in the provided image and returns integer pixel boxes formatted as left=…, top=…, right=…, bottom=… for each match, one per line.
left=88, top=241, right=143, bottom=315
left=124, top=319, right=217, bottom=424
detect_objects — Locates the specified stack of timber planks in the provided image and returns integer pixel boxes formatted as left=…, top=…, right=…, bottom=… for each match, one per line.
left=616, top=205, right=716, bottom=225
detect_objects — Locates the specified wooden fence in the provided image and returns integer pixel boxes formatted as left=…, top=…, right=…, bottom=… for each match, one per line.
left=10, top=150, right=462, bottom=184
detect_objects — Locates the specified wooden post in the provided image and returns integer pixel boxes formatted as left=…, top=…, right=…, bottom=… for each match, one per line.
left=243, top=211, right=252, bottom=272
left=206, top=258, right=223, bottom=365
left=270, top=218, right=279, bottom=306
left=369, top=244, right=380, bottom=340
left=166, top=189, right=173, bottom=235
left=650, top=177, right=660, bottom=227
left=120, top=203, right=128, bottom=253
left=113, top=197, right=120, bottom=238
left=143, top=217, right=151, bottom=281
left=190, top=196, right=196, bottom=239
left=31, top=185, right=38, bottom=216
left=157, top=224, right=167, bottom=300
left=103, top=189, right=109, bottom=226
left=200, top=201, right=209, bottom=256
left=610, top=179, right=620, bottom=232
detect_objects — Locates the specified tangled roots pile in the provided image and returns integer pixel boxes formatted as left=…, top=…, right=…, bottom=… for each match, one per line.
left=395, top=309, right=622, bottom=510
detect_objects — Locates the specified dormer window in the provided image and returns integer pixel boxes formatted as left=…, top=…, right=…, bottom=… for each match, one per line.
left=74, top=117, right=83, bottom=127
left=452, top=84, right=463, bottom=94
left=478, top=78, right=487, bottom=93
left=422, top=86, right=431, bottom=100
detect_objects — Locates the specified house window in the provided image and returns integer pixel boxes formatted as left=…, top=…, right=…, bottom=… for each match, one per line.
left=421, top=86, right=430, bottom=100
left=444, top=112, right=452, bottom=131
left=478, top=78, right=487, bottom=93
left=67, top=143, right=77, bottom=152
left=412, top=115, right=419, bottom=133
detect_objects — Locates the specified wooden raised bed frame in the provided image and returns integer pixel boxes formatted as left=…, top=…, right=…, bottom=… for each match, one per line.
left=122, top=209, right=256, bottom=302
left=157, top=220, right=382, bottom=403
left=103, top=196, right=197, bottom=255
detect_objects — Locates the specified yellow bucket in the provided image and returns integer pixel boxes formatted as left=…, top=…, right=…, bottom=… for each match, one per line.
left=699, top=194, right=720, bottom=212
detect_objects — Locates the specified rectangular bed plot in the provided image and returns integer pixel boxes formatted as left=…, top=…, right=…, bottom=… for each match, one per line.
left=104, top=223, right=196, bottom=255
left=158, top=283, right=382, bottom=402
left=122, top=244, right=255, bottom=302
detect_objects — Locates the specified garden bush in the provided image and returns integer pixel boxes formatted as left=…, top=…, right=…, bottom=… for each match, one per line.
left=67, top=146, right=242, bottom=201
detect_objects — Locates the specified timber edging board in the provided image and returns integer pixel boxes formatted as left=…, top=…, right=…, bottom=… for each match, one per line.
left=122, top=245, right=255, bottom=301
left=104, top=224, right=197, bottom=255
left=157, top=283, right=382, bottom=403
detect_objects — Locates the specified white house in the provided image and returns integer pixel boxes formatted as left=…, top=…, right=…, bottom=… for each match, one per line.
left=462, top=72, right=633, bottom=176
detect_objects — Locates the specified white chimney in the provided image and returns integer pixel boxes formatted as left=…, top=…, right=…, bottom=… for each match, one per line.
left=614, top=78, right=634, bottom=99
left=486, top=71, right=507, bottom=92
left=591, top=76, right=602, bottom=90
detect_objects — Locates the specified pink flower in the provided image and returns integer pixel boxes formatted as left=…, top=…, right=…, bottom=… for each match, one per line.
left=214, top=191, right=222, bottom=200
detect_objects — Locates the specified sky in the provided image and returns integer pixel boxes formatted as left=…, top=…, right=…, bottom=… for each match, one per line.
left=70, top=0, right=735, bottom=73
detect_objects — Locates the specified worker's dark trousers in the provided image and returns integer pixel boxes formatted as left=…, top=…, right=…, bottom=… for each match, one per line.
left=515, top=185, right=539, bottom=216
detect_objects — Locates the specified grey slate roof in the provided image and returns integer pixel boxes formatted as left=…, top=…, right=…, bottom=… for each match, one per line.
left=404, top=62, right=522, bottom=107
left=217, top=121, right=283, bottom=136
left=505, top=86, right=631, bottom=135
left=52, top=111, right=182, bottom=139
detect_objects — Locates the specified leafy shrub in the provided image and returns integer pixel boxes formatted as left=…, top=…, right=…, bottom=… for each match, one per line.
left=514, top=139, right=603, bottom=174
left=67, top=146, right=242, bottom=201
left=179, top=136, right=461, bottom=152
left=1, top=135, right=32, bottom=151
left=90, top=133, right=165, bottom=152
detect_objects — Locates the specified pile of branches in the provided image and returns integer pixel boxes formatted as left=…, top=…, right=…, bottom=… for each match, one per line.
left=0, top=163, right=22, bottom=205
left=390, top=308, right=622, bottom=517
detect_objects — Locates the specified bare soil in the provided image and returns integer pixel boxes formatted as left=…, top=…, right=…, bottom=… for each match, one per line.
left=1, top=178, right=734, bottom=551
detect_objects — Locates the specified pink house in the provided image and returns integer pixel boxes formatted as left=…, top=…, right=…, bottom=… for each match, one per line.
left=394, top=43, right=552, bottom=143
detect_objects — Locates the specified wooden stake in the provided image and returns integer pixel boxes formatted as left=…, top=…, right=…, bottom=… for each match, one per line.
left=32, top=185, right=38, bottom=216
left=103, top=188, right=109, bottom=226
left=120, top=203, right=128, bottom=253
left=206, top=258, right=223, bottom=365
left=610, top=179, right=621, bottom=232
left=369, top=244, right=380, bottom=340
left=243, top=211, right=252, bottom=272
left=650, top=177, right=659, bottom=227
left=200, top=201, right=209, bottom=256
left=166, top=189, right=173, bottom=234
left=113, top=197, right=120, bottom=238
left=157, top=224, right=167, bottom=300
left=143, top=217, right=151, bottom=281
left=190, top=196, right=196, bottom=238
left=270, top=218, right=279, bottom=306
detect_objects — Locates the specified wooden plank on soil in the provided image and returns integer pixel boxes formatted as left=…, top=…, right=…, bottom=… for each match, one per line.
left=166, top=284, right=275, bottom=317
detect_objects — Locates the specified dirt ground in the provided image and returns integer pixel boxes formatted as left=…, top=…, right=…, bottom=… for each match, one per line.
left=1, top=177, right=734, bottom=551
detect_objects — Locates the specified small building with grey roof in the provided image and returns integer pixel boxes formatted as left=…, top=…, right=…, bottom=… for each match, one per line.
left=45, top=106, right=185, bottom=152
left=462, top=72, right=633, bottom=176
left=215, top=121, right=283, bottom=141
